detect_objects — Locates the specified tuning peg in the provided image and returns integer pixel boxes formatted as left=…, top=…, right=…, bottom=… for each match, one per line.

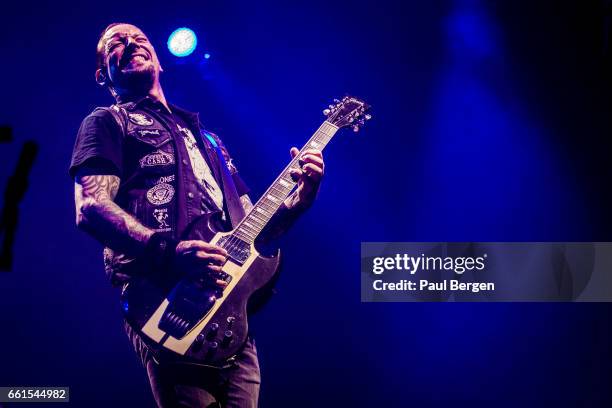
left=348, top=117, right=354, bottom=123
left=352, top=125, right=360, bottom=132
left=365, top=114, right=372, bottom=120
left=323, top=109, right=331, bottom=116
left=357, top=118, right=366, bottom=126
left=333, top=98, right=340, bottom=104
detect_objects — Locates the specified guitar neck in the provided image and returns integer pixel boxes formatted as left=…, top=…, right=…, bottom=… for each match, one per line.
left=232, top=120, right=339, bottom=244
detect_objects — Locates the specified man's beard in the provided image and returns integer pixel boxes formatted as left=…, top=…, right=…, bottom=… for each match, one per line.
left=113, top=64, right=156, bottom=96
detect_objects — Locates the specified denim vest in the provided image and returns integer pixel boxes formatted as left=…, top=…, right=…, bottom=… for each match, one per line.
left=100, top=98, right=242, bottom=285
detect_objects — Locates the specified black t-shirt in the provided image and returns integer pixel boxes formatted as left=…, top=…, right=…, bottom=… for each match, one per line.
left=69, top=103, right=249, bottom=197
left=69, top=109, right=123, bottom=178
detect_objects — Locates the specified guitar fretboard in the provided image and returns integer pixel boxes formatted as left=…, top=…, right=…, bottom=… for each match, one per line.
left=232, top=120, right=339, bottom=243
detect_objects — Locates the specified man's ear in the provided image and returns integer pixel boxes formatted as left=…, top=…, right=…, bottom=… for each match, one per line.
left=95, top=68, right=107, bottom=86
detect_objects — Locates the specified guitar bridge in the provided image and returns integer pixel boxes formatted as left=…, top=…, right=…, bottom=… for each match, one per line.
left=159, top=279, right=220, bottom=339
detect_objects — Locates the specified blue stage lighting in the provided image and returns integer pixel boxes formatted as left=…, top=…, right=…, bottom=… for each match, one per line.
left=204, top=53, right=211, bottom=59
left=167, top=27, right=197, bottom=57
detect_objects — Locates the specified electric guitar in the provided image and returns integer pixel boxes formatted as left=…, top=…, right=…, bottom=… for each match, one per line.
left=121, top=96, right=371, bottom=366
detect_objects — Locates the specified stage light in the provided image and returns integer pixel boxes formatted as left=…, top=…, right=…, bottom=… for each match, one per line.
left=204, top=53, right=211, bottom=59
left=167, top=27, right=197, bottom=57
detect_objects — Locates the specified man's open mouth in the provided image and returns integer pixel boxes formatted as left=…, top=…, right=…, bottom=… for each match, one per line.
left=120, top=52, right=149, bottom=68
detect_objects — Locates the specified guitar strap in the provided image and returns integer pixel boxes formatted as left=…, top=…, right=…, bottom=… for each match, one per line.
left=203, top=132, right=246, bottom=228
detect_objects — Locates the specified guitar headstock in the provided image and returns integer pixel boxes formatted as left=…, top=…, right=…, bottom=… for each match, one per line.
left=324, top=96, right=372, bottom=132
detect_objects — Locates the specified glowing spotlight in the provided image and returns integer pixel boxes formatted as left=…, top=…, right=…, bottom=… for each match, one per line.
left=204, top=53, right=211, bottom=59
left=168, top=27, right=197, bottom=57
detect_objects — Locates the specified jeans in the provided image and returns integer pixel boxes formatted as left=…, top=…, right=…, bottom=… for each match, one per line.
left=124, top=321, right=261, bottom=408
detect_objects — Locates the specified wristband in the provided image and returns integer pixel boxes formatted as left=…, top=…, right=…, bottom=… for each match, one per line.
left=143, top=233, right=178, bottom=269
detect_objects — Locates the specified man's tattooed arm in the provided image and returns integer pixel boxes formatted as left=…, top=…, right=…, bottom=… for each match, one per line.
left=75, top=175, right=154, bottom=255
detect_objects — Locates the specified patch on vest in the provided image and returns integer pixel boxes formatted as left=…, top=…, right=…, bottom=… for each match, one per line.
left=129, top=113, right=154, bottom=126
left=139, top=150, right=175, bottom=168
left=152, top=207, right=171, bottom=232
left=137, top=129, right=160, bottom=137
left=146, top=183, right=175, bottom=205
left=226, top=157, right=238, bottom=174
left=157, top=174, right=175, bottom=184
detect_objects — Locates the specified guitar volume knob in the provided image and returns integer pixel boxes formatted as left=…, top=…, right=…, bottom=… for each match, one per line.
left=207, top=323, right=220, bottom=340
left=222, top=330, right=233, bottom=346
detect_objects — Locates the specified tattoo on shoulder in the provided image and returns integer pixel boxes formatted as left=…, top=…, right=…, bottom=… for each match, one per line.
left=78, top=175, right=120, bottom=201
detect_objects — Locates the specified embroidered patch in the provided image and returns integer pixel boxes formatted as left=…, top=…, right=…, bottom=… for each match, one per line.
left=139, top=150, right=175, bottom=168
left=146, top=183, right=175, bottom=205
left=137, top=129, right=160, bottom=136
left=152, top=208, right=171, bottom=232
left=157, top=174, right=175, bottom=184
left=129, top=113, right=154, bottom=126
left=226, top=158, right=238, bottom=174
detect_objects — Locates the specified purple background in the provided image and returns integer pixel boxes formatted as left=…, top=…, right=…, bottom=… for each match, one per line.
left=1, top=0, right=612, bottom=406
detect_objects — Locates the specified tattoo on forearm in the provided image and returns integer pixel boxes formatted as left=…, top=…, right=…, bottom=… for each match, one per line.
left=75, top=175, right=153, bottom=255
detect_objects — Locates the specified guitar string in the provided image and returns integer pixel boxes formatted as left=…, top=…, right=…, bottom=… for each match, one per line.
left=234, top=124, right=335, bottom=241
left=221, top=123, right=337, bottom=256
